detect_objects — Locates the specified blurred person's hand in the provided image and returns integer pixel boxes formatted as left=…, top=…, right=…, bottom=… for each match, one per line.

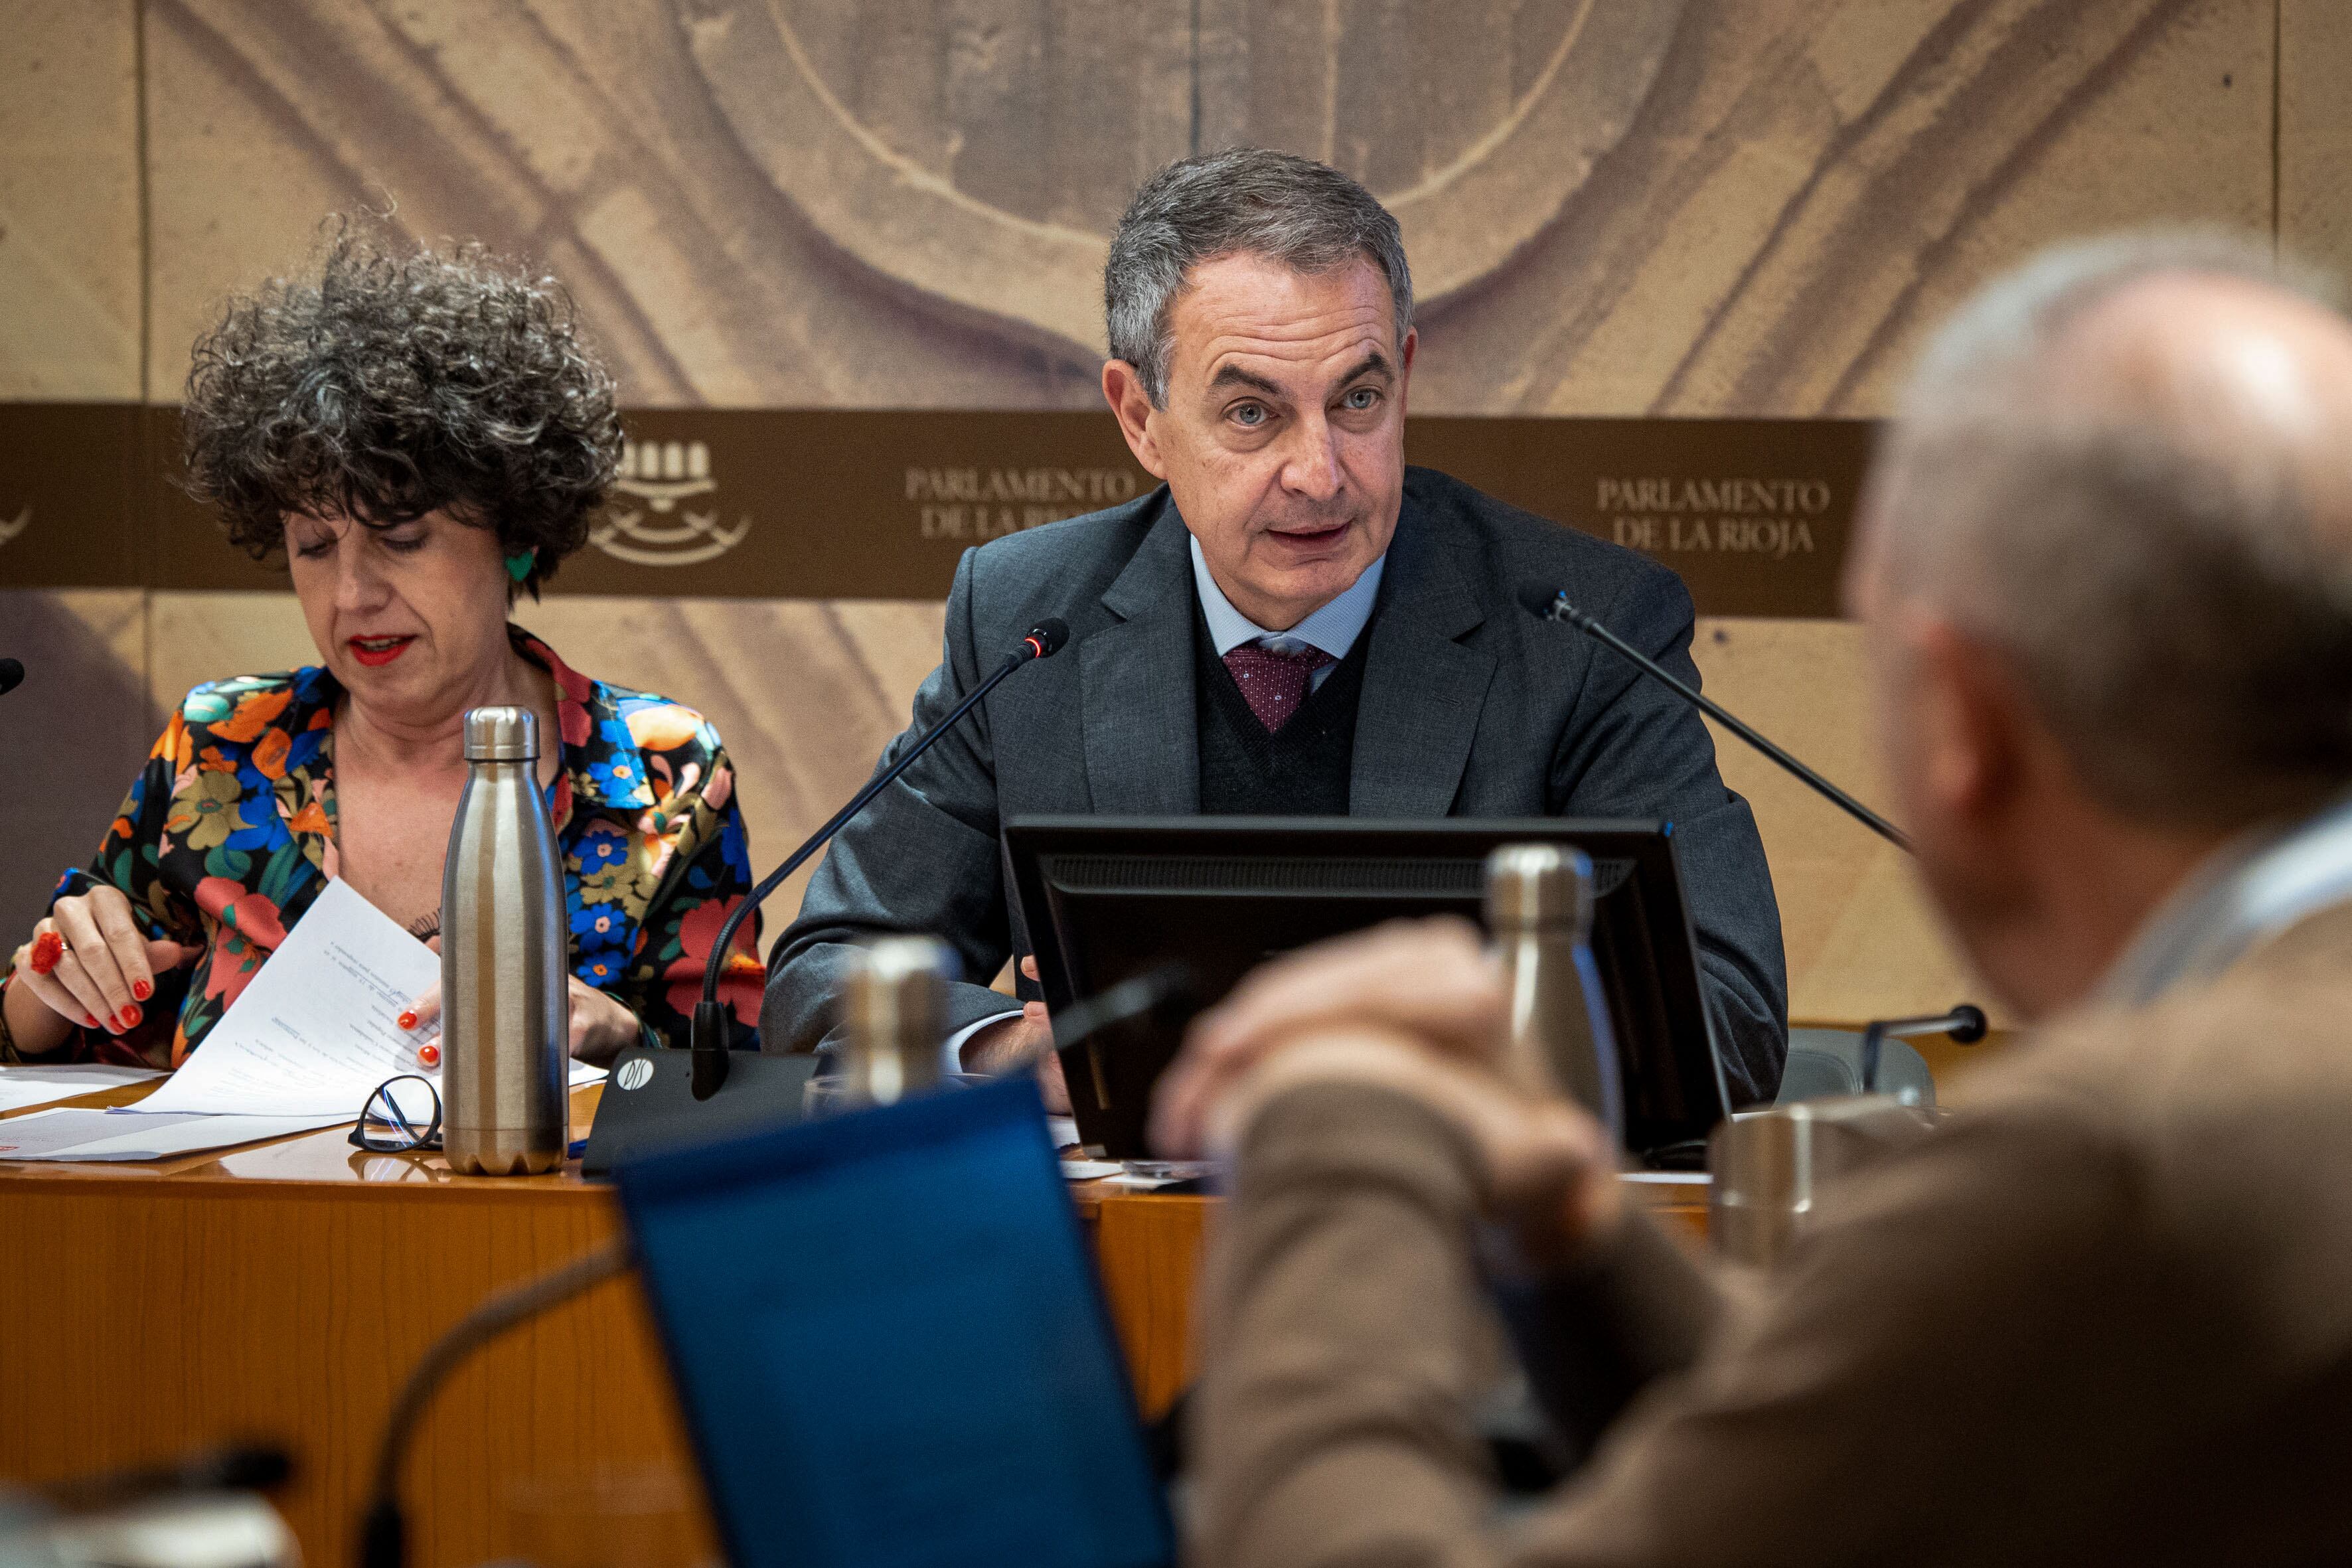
left=1152, top=918, right=1620, bottom=1245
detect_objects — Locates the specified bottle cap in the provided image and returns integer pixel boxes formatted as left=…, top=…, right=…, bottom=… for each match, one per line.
left=1484, top=842, right=1595, bottom=935
left=463, top=706, right=540, bottom=762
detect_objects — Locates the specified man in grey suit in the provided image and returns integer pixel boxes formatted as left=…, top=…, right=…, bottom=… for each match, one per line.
left=763, top=148, right=1788, bottom=1107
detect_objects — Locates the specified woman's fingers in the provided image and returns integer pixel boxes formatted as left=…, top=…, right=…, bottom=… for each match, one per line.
left=13, top=931, right=105, bottom=1030
left=400, top=982, right=442, bottom=1036
left=566, top=976, right=638, bottom=1067
left=86, top=886, right=158, bottom=1006
left=10, top=898, right=186, bottom=1037
left=567, top=975, right=595, bottom=1059
left=48, top=900, right=140, bottom=1033
left=44, top=941, right=116, bottom=1033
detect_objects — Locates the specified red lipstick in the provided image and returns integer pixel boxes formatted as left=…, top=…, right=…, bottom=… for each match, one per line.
left=348, top=635, right=416, bottom=667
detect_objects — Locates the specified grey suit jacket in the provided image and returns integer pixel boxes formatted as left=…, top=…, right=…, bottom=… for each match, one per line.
left=763, top=467, right=1789, bottom=1102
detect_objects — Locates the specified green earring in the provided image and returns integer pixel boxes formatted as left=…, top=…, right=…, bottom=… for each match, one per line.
left=504, top=549, right=536, bottom=584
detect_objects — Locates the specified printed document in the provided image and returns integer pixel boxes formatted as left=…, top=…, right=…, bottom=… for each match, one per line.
left=139, top=877, right=604, bottom=1118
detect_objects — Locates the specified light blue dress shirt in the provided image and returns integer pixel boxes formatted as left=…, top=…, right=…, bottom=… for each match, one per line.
left=1189, top=534, right=1387, bottom=690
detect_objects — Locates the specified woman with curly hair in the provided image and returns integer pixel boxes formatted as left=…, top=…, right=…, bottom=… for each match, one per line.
left=0, top=223, right=763, bottom=1071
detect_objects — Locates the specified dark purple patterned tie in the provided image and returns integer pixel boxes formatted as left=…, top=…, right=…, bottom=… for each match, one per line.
left=1222, top=641, right=1336, bottom=734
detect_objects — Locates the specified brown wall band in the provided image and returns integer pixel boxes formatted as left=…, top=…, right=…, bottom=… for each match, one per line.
left=0, top=405, right=1873, bottom=619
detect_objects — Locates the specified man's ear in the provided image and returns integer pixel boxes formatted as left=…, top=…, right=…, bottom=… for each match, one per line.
left=1396, top=327, right=1418, bottom=418
left=1911, top=619, right=2029, bottom=831
left=1101, top=360, right=1168, bottom=481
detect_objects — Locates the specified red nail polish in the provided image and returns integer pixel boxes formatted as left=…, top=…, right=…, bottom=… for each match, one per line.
left=132, top=979, right=153, bottom=1001
left=416, top=1042, right=441, bottom=1069
left=83, top=1013, right=101, bottom=1029
left=397, top=1010, right=419, bottom=1031
left=119, top=1004, right=141, bottom=1030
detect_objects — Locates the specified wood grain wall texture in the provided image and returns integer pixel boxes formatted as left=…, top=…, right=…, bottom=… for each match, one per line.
left=0, top=0, right=2326, bottom=1028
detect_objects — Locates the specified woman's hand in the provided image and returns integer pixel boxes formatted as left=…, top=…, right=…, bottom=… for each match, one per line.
left=399, top=972, right=645, bottom=1069
left=7, top=885, right=187, bottom=1039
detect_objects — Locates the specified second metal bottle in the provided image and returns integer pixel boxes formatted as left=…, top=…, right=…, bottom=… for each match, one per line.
left=839, top=936, right=956, bottom=1108
left=441, top=706, right=569, bottom=1175
left=1485, top=842, right=1625, bottom=1149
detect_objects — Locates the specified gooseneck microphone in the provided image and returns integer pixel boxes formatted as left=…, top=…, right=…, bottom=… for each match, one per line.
left=0, top=658, right=23, bottom=697
left=1518, top=584, right=1913, bottom=853
left=687, top=618, right=1071, bottom=1098
left=1520, top=584, right=1988, bottom=1065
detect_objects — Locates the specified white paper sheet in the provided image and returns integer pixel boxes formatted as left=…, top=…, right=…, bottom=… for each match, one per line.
left=0, top=1063, right=166, bottom=1114
left=137, top=878, right=442, bottom=1115
left=0, top=1107, right=349, bottom=1162
left=137, top=878, right=605, bottom=1118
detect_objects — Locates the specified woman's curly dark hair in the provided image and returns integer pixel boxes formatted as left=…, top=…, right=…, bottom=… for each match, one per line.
left=180, top=218, right=622, bottom=597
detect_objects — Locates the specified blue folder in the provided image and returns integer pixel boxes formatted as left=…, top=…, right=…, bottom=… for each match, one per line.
left=613, top=1077, right=1174, bottom=1568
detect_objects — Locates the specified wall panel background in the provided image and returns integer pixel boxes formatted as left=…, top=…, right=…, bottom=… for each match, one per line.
left=0, top=0, right=2312, bottom=1025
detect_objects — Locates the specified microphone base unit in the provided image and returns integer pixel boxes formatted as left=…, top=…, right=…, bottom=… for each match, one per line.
left=578, top=1047, right=819, bottom=1177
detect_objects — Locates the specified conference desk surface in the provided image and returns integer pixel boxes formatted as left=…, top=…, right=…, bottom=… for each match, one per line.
left=0, top=1078, right=1709, bottom=1568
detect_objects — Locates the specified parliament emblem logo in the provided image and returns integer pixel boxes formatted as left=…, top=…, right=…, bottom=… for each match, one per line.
left=593, top=439, right=751, bottom=567
left=615, top=1057, right=655, bottom=1091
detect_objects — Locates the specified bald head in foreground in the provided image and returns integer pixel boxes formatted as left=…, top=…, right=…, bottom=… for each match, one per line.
left=1162, top=234, right=2352, bottom=1567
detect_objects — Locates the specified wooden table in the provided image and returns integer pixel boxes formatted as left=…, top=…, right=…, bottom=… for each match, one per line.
left=0, top=1081, right=1707, bottom=1568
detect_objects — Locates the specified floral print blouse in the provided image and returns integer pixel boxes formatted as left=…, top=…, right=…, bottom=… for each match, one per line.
left=3, top=629, right=762, bottom=1067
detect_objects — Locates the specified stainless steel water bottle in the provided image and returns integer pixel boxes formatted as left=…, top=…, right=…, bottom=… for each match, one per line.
left=1485, top=843, right=1625, bottom=1148
left=441, top=706, right=569, bottom=1175
left=839, top=937, right=955, bottom=1108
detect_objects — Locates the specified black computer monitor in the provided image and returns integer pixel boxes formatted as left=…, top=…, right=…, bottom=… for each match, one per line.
left=1005, top=816, right=1731, bottom=1168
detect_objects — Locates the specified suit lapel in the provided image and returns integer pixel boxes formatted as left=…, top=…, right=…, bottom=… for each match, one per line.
left=1350, top=503, right=1494, bottom=816
left=1081, top=503, right=1202, bottom=813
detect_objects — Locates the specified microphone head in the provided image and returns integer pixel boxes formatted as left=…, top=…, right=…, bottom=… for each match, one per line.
left=1022, top=618, right=1070, bottom=660
left=0, top=657, right=21, bottom=696
left=1515, top=582, right=1567, bottom=621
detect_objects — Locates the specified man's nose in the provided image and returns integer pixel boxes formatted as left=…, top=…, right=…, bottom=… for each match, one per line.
left=1279, top=414, right=1345, bottom=503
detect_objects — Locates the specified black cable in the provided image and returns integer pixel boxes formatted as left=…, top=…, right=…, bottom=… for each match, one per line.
left=358, top=1241, right=634, bottom=1568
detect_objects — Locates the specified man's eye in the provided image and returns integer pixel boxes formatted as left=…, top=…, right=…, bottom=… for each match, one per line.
left=294, top=538, right=335, bottom=560
left=380, top=532, right=426, bottom=554
left=1342, top=387, right=1380, bottom=411
left=1231, top=403, right=1267, bottom=428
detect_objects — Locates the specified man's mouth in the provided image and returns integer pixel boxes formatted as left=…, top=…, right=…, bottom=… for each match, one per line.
left=1266, top=520, right=1352, bottom=550
left=347, top=635, right=417, bottom=667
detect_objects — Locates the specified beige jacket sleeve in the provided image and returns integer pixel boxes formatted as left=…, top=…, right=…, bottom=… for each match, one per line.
left=1189, top=1077, right=2169, bottom=1568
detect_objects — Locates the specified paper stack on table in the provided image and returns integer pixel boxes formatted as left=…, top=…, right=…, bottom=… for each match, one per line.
left=0, top=1063, right=165, bottom=1115
left=0, top=1107, right=351, bottom=1162
left=0, top=878, right=602, bottom=1164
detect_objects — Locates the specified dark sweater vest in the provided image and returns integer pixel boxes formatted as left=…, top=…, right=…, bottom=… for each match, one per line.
left=1194, top=605, right=1374, bottom=815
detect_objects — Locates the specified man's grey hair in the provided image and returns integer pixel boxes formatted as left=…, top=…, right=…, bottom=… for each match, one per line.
left=1873, top=230, right=2352, bottom=828
left=1106, top=148, right=1413, bottom=406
